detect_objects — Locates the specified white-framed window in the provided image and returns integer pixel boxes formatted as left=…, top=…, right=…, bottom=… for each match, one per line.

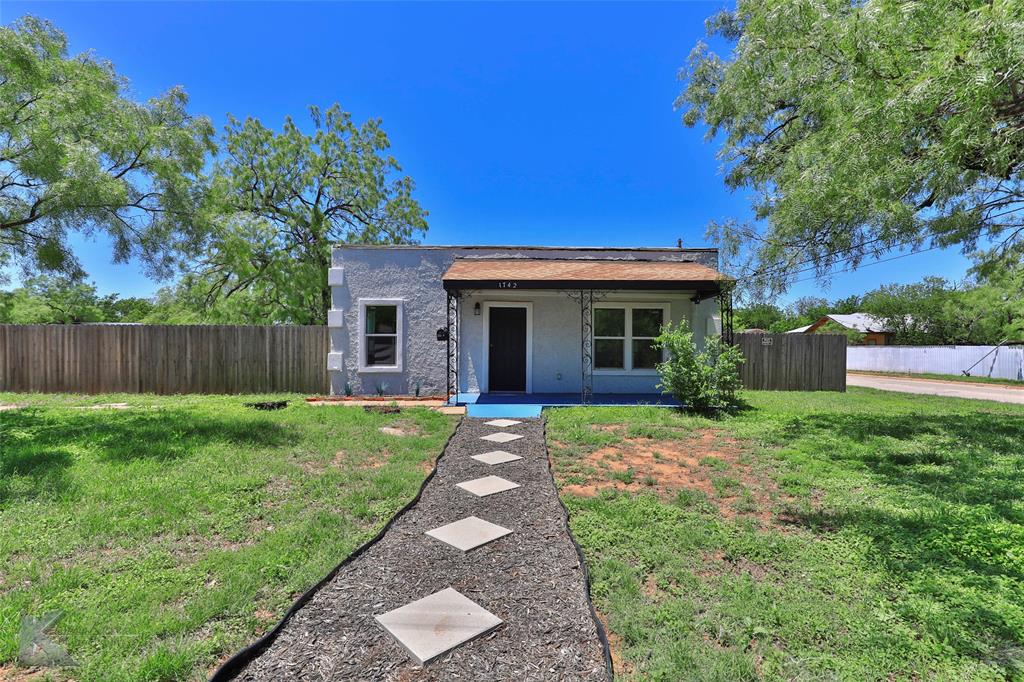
left=593, top=303, right=670, bottom=374
left=357, top=299, right=403, bottom=372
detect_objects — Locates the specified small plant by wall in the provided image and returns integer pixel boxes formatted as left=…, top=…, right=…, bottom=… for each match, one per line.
left=655, top=321, right=744, bottom=414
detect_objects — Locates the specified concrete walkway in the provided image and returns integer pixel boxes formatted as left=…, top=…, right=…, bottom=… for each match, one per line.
left=848, top=373, right=1024, bottom=405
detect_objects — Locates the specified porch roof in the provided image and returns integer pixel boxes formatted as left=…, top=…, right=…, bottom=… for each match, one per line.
left=441, top=258, right=731, bottom=292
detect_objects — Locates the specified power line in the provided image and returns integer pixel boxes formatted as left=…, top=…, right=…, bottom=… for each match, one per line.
left=736, top=221, right=1001, bottom=286
left=784, top=243, right=944, bottom=286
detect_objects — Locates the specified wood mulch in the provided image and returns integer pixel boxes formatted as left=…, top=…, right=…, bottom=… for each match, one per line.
left=232, top=417, right=608, bottom=681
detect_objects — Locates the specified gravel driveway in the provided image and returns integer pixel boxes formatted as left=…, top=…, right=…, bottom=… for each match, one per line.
left=226, top=417, right=610, bottom=681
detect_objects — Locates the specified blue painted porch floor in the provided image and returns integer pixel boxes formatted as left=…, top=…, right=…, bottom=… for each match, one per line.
left=453, top=392, right=681, bottom=418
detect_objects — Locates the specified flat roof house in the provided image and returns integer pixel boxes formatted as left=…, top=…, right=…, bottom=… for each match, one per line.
left=327, top=245, right=732, bottom=404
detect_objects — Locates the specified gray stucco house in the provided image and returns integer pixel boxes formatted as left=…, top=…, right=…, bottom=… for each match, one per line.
left=327, top=245, right=731, bottom=403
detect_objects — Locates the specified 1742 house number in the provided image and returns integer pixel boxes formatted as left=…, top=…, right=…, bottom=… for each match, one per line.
left=497, top=281, right=518, bottom=289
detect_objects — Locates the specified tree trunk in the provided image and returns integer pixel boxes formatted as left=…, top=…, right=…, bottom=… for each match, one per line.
left=317, top=280, right=330, bottom=326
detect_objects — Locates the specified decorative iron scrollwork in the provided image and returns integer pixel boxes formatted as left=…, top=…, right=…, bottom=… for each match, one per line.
left=446, top=292, right=459, bottom=403
left=719, top=281, right=735, bottom=345
left=562, top=289, right=597, bottom=405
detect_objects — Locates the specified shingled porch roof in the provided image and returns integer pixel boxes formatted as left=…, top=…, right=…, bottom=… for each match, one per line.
left=441, top=258, right=731, bottom=292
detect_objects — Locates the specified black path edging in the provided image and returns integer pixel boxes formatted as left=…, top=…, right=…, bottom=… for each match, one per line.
left=208, top=416, right=464, bottom=682
left=542, top=416, right=616, bottom=680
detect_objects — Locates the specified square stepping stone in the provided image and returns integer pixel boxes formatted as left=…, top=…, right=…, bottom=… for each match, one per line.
left=425, top=516, right=513, bottom=551
left=484, top=418, right=522, bottom=428
left=375, top=587, right=502, bottom=664
left=456, top=475, right=520, bottom=497
left=480, top=432, right=523, bottom=444
left=471, top=450, right=523, bottom=466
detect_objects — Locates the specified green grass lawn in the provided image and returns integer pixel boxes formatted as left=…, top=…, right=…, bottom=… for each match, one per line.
left=547, top=388, right=1024, bottom=681
left=849, top=369, right=1024, bottom=387
left=0, top=393, right=456, bottom=681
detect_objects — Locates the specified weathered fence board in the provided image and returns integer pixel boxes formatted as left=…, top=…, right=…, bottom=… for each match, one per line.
left=736, top=332, right=846, bottom=391
left=0, top=325, right=329, bottom=395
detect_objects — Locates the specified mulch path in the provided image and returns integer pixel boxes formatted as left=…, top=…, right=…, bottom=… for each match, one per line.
left=233, top=417, right=609, bottom=681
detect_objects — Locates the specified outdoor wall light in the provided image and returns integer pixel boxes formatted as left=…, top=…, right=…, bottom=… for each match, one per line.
left=474, top=302, right=481, bottom=316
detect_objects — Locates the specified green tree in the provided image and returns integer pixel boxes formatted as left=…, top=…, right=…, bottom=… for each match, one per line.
left=862, top=273, right=1022, bottom=344
left=191, top=104, right=427, bottom=324
left=0, top=274, right=158, bottom=324
left=11, top=275, right=103, bottom=323
left=0, top=16, right=214, bottom=279
left=965, top=264, right=1024, bottom=341
left=679, top=0, right=1024, bottom=296
left=96, top=293, right=154, bottom=322
left=734, top=302, right=785, bottom=331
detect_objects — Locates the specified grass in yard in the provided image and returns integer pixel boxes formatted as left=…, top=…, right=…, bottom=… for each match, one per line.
left=547, top=388, right=1024, bottom=681
left=0, top=393, right=456, bottom=681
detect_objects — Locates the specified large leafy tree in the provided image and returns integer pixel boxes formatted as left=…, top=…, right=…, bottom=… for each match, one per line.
left=0, top=16, right=214, bottom=279
left=679, top=0, right=1024, bottom=297
left=0, top=274, right=155, bottom=324
left=862, top=272, right=1024, bottom=344
left=192, top=104, right=427, bottom=324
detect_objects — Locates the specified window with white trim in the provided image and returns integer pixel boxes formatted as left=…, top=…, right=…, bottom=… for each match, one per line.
left=358, top=299, right=403, bottom=372
left=593, top=304, right=668, bottom=372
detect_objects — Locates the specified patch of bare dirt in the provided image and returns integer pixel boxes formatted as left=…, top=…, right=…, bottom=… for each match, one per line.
left=0, top=665, right=49, bottom=681
left=261, top=477, right=294, bottom=509
left=594, top=609, right=632, bottom=678
left=557, top=427, right=792, bottom=525
left=695, top=550, right=769, bottom=582
left=377, top=420, right=422, bottom=437
left=72, top=402, right=130, bottom=410
left=329, top=449, right=393, bottom=470
left=294, top=458, right=327, bottom=475
left=155, top=530, right=259, bottom=562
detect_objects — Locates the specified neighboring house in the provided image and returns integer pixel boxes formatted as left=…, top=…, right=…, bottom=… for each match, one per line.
left=791, top=313, right=894, bottom=345
left=326, top=245, right=731, bottom=401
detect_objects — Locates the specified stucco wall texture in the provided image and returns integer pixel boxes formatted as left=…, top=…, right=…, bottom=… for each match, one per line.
left=328, top=245, right=722, bottom=397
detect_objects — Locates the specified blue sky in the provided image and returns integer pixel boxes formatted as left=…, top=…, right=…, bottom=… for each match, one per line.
left=2, top=1, right=976, bottom=305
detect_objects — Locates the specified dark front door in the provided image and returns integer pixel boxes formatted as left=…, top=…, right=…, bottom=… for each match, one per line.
left=488, top=306, right=527, bottom=392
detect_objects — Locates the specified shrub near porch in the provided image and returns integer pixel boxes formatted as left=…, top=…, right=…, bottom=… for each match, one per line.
left=0, top=393, right=456, bottom=681
left=547, top=391, right=1024, bottom=681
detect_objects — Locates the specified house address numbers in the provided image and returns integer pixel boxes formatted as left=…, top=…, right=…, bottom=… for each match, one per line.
left=496, top=281, right=518, bottom=289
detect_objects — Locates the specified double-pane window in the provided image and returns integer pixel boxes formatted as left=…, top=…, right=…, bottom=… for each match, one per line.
left=359, top=300, right=402, bottom=371
left=594, top=305, right=666, bottom=371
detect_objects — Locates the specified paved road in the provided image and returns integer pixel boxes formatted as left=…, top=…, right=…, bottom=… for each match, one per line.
left=847, top=373, right=1024, bottom=405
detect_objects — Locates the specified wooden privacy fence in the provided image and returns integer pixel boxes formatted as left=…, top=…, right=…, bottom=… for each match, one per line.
left=0, top=325, right=329, bottom=395
left=736, top=332, right=846, bottom=391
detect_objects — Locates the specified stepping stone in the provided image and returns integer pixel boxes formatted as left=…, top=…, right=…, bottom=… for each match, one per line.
left=375, top=587, right=502, bottom=664
left=471, top=450, right=523, bottom=466
left=480, top=432, right=523, bottom=444
left=484, top=418, right=522, bottom=427
left=425, top=516, right=513, bottom=551
left=456, top=475, right=520, bottom=497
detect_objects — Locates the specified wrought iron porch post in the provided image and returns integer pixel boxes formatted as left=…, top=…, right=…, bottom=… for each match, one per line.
left=580, top=288, right=594, bottom=405
left=719, top=282, right=735, bottom=345
left=446, top=292, right=459, bottom=404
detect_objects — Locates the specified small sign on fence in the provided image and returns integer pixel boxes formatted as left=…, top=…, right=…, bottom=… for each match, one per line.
left=761, top=336, right=774, bottom=346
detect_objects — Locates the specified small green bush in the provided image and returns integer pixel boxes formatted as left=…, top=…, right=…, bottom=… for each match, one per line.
left=654, top=321, right=744, bottom=414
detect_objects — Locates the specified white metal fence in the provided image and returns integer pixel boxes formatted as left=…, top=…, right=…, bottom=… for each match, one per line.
left=847, top=345, right=1024, bottom=381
